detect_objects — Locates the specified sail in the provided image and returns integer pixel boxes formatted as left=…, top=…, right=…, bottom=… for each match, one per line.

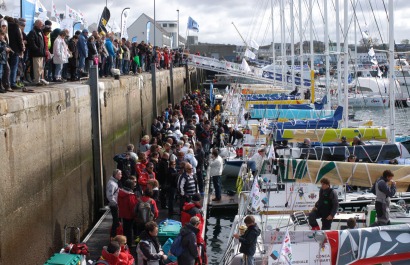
left=276, top=158, right=410, bottom=191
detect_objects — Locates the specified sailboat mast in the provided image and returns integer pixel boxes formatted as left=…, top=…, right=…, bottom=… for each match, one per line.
left=310, top=0, right=314, bottom=101
left=324, top=0, right=331, bottom=110
left=343, top=0, right=349, bottom=127
left=336, top=0, right=342, bottom=106
left=291, top=0, right=295, bottom=91
left=271, top=0, right=276, bottom=85
left=299, top=0, right=303, bottom=92
left=389, top=0, right=395, bottom=143
left=281, top=0, right=286, bottom=88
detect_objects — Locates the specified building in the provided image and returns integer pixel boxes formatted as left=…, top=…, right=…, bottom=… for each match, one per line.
left=157, top=20, right=181, bottom=48
left=188, top=43, right=238, bottom=62
left=127, top=13, right=185, bottom=48
left=127, top=13, right=172, bottom=47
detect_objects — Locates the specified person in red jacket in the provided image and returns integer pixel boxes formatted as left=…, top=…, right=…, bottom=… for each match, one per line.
left=99, top=241, right=121, bottom=265
left=181, top=193, right=205, bottom=243
left=138, top=162, right=156, bottom=192
left=135, top=152, right=148, bottom=176
left=117, top=179, right=137, bottom=247
left=112, top=235, right=135, bottom=265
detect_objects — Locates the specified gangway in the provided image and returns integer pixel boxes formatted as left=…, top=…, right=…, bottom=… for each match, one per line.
left=186, top=54, right=313, bottom=90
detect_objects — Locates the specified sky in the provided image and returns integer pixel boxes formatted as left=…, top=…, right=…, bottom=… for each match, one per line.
left=6, top=0, right=410, bottom=46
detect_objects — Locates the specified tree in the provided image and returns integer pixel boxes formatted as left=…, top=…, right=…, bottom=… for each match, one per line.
left=401, top=39, right=410, bottom=44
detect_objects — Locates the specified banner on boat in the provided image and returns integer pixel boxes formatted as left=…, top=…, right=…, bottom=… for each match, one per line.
left=260, top=178, right=318, bottom=211
left=266, top=230, right=331, bottom=265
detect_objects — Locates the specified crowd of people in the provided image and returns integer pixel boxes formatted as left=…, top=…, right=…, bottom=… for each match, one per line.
left=0, top=16, right=185, bottom=94
left=101, top=91, right=219, bottom=265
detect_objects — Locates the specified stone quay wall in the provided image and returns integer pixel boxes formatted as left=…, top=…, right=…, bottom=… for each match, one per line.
left=0, top=66, right=204, bottom=265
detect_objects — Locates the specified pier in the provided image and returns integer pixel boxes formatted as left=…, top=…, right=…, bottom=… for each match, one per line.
left=0, top=65, right=205, bottom=264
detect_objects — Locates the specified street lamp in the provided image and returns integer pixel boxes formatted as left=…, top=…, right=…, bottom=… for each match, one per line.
left=120, top=7, right=130, bottom=39
left=154, top=0, right=156, bottom=48
left=176, top=9, right=179, bottom=49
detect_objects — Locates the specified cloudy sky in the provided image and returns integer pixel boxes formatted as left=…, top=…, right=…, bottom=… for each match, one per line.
left=8, top=0, right=410, bottom=45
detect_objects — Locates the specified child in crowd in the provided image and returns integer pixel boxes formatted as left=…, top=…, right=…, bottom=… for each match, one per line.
left=147, top=179, right=159, bottom=201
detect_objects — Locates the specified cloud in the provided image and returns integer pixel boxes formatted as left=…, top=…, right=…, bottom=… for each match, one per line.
left=49, top=0, right=410, bottom=45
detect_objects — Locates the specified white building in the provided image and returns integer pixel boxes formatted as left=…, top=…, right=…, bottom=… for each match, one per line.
left=127, top=13, right=172, bottom=47
left=127, top=14, right=185, bottom=48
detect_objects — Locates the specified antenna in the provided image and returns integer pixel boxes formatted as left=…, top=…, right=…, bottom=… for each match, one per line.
left=232, top=22, right=248, bottom=48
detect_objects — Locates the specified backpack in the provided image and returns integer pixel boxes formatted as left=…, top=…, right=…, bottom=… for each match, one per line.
left=170, top=230, right=194, bottom=258
left=135, top=198, right=154, bottom=224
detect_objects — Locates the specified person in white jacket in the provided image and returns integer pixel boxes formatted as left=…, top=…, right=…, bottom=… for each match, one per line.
left=209, top=149, right=223, bottom=201
left=53, top=30, right=70, bottom=81
left=184, top=148, right=198, bottom=175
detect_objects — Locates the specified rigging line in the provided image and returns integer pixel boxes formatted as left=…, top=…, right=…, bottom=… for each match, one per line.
left=349, top=0, right=389, bottom=111
left=251, top=0, right=269, bottom=45
left=367, top=0, right=385, bottom=45
left=244, top=0, right=265, bottom=46
left=381, top=0, right=410, bottom=97
left=256, top=0, right=271, bottom=45
left=357, top=0, right=368, bottom=29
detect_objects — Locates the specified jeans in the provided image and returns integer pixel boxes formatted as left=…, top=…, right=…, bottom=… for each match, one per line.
left=197, top=169, right=204, bottom=193
left=109, top=204, right=120, bottom=238
left=168, top=187, right=176, bottom=214
left=122, top=59, right=130, bottom=74
left=140, top=55, right=145, bottom=71
left=0, top=64, right=4, bottom=87
left=308, top=209, right=332, bottom=230
left=105, top=56, right=113, bottom=76
left=241, top=255, right=255, bottom=265
left=122, top=218, right=134, bottom=247
left=78, top=56, right=86, bottom=71
left=9, top=53, right=19, bottom=86
left=212, top=175, right=222, bottom=199
left=54, top=64, right=63, bottom=79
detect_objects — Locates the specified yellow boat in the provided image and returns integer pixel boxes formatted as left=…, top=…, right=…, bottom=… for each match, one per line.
left=245, top=99, right=311, bottom=110
left=280, top=127, right=388, bottom=143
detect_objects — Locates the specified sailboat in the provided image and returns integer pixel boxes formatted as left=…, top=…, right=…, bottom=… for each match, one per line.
left=219, top=0, right=410, bottom=264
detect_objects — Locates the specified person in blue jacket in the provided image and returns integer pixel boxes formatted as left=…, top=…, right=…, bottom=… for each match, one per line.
left=77, top=29, right=89, bottom=75
left=105, top=35, right=115, bottom=76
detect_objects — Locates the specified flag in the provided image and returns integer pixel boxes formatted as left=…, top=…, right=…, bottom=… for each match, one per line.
left=65, top=5, right=82, bottom=23
left=121, top=8, right=130, bottom=39
left=368, top=47, right=375, bottom=57
left=250, top=177, right=262, bottom=211
left=241, top=58, right=251, bottom=73
left=35, top=0, right=47, bottom=14
left=21, top=0, right=36, bottom=34
left=250, top=39, right=259, bottom=50
left=111, top=20, right=120, bottom=33
left=51, top=0, right=60, bottom=23
left=244, top=48, right=256, bottom=59
left=97, top=6, right=110, bottom=35
left=279, top=229, right=293, bottom=264
left=267, top=143, right=275, bottom=159
left=78, top=10, right=87, bottom=27
left=187, top=16, right=199, bottom=32
left=146, top=21, right=151, bottom=43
